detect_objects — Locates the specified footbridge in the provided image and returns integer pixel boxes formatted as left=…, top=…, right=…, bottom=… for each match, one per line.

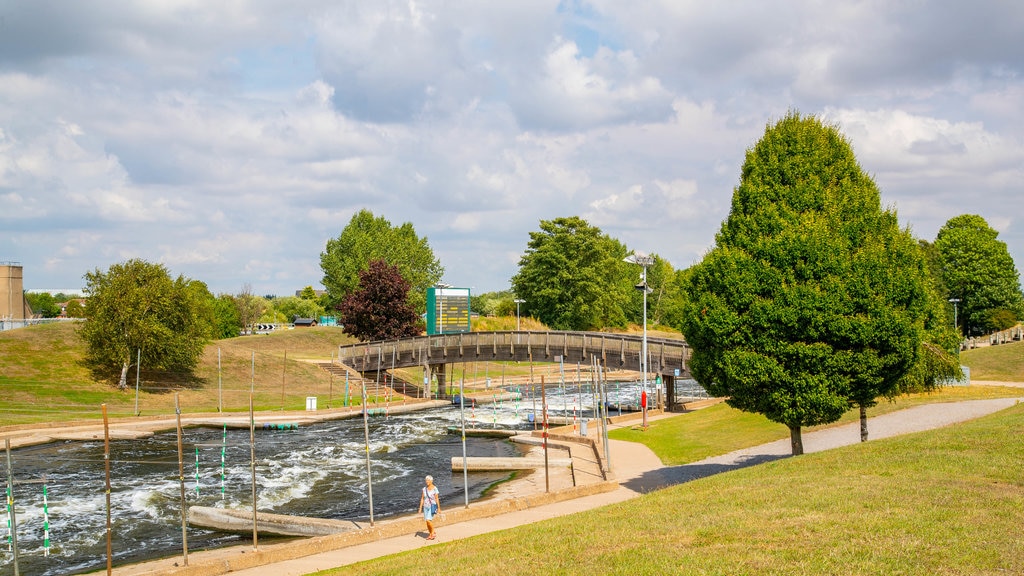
left=336, top=330, right=693, bottom=409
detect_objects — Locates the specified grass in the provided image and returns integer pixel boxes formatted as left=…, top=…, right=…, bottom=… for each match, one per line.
left=317, top=402, right=1024, bottom=576
left=611, top=385, right=1024, bottom=466
left=0, top=323, right=362, bottom=426
left=961, top=339, right=1024, bottom=381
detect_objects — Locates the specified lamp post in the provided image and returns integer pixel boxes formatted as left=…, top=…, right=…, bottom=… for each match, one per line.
left=624, top=252, right=654, bottom=428
left=949, top=298, right=960, bottom=333
left=513, top=298, right=525, bottom=331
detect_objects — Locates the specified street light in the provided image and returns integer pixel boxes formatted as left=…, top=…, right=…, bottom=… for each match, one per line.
left=949, top=298, right=960, bottom=332
left=513, top=298, right=525, bottom=331
left=624, top=252, right=654, bottom=428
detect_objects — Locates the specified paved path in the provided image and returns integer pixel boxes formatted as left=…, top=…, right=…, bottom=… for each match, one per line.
left=100, top=394, right=1023, bottom=576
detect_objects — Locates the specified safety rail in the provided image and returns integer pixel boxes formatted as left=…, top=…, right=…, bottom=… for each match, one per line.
left=336, top=330, right=690, bottom=377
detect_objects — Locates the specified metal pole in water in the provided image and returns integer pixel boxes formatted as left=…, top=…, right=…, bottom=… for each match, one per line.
left=41, top=480, right=50, bottom=557
left=221, top=424, right=226, bottom=498
left=103, top=404, right=112, bottom=575
left=5, top=438, right=20, bottom=576
left=362, top=382, right=374, bottom=526
left=460, top=375, right=469, bottom=509
left=249, top=395, right=258, bottom=550
left=541, top=376, right=549, bottom=493
left=174, top=394, right=189, bottom=566
left=218, top=347, right=223, bottom=413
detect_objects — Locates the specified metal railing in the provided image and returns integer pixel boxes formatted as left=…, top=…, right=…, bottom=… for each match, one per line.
left=337, top=330, right=690, bottom=376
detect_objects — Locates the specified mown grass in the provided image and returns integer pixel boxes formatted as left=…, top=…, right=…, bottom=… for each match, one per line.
left=0, top=323, right=363, bottom=425
left=961, top=339, right=1024, bottom=381
left=318, top=402, right=1024, bottom=576
left=611, top=385, right=1024, bottom=466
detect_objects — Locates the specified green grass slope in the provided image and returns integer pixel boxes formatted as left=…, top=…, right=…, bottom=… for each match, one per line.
left=961, top=339, right=1024, bottom=381
left=320, top=402, right=1024, bottom=576
left=0, top=322, right=357, bottom=426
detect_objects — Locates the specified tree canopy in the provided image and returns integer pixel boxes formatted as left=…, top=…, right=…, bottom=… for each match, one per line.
left=338, top=259, right=422, bottom=341
left=681, top=112, right=928, bottom=454
left=935, top=214, right=1023, bottom=335
left=511, top=216, right=632, bottom=331
left=320, top=209, right=443, bottom=311
left=80, top=259, right=214, bottom=389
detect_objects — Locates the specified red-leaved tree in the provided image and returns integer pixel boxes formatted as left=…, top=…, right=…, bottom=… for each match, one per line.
left=338, top=259, right=422, bottom=341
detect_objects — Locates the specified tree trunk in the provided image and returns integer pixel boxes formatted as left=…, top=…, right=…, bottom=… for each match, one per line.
left=788, top=425, right=804, bottom=455
left=119, top=361, right=130, bottom=390
left=860, top=405, right=868, bottom=442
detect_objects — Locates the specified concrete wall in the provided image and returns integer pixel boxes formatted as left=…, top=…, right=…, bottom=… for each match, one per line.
left=0, top=263, right=33, bottom=320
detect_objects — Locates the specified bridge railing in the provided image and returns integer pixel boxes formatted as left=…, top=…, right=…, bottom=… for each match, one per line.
left=337, top=330, right=690, bottom=376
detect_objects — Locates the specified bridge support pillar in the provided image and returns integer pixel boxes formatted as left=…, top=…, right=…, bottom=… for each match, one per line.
left=433, top=364, right=449, bottom=399
left=663, top=374, right=676, bottom=411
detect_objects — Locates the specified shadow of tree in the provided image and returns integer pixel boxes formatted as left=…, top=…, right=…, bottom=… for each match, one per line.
left=620, top=453, right=789, bottom=494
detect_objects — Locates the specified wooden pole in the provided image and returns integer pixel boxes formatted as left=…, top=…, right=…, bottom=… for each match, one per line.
left=174, top=394, right=189, bottom=565
left=102, top=404, right=112, bottom=575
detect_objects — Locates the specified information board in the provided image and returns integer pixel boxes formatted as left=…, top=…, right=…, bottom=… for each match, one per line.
left=426, top=287, right=471, bottom=335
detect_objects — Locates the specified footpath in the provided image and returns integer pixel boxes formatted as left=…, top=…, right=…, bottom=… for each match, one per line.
left=90, top=386, right=1022, bottom=576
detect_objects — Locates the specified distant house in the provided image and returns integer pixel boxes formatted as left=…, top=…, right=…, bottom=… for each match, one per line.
left=293, top=317, right=318, bottom=328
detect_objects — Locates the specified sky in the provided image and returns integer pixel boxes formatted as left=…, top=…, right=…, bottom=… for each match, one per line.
left=1, top=1, right=1022, bottom=297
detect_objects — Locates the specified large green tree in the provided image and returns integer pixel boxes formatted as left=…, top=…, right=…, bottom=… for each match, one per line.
left=935, top=214, right=1023, bottom=335
left=320, top=209, right=443, bottom=311
left=681, top=113, right=928, bottom=455
left=80, top=259, right=214, bottom=389
left=511, top=216, right=631, bottom=331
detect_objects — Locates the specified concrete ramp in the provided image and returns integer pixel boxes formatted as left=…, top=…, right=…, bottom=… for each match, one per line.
left=188, top=506, right=360, bottom=537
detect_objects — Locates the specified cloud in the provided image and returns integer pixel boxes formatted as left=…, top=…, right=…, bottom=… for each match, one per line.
left=0, top=1, right=1021, bottom=296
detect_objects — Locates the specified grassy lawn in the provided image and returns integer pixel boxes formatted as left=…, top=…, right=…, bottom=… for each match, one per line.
left=317, top=402, right=1024, bottom=576
left=0, top=323, right=365, bottom=425
left=961, top=339, right=1024, bottom=381
left=613, top=385, right=1024, bottom=466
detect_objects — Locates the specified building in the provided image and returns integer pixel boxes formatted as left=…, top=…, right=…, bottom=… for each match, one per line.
left=1, top=262, right=33, bottom=320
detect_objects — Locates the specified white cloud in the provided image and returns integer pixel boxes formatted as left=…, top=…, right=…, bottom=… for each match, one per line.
left=0, top=0, right=1021, bottom=295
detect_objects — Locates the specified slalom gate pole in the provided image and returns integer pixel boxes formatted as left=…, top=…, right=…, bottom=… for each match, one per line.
left=460, top=375, right=469, bottom=509
left=174, top=394, right=189, bottom=566
left=102, top=404, right=112, bottom=575
left=249, top=395, right=258, bottom=551
left=42, top=480, right=50, bottom=557
left=5, top=439, right=20, bottom=576
left=195, top=447, right=200, bottom=497
left=221, top=424, right=226, bottom=499
left=362, top=382, right=374, bottom=526
left=541, top=375, right=549, bottom=493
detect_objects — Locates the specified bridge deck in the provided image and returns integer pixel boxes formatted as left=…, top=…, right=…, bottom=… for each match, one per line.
left=336, top=330, right=690, bottom=378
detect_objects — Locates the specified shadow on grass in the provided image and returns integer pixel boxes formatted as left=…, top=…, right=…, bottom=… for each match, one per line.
left=621, top=453, right=789, bottom=494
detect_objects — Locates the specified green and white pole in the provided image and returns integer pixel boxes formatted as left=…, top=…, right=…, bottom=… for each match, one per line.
left=42, top=483, right=50, bottom=557
left=195, top=447, right=200, bottom=497
left=221, top=424, right=226, bottom=498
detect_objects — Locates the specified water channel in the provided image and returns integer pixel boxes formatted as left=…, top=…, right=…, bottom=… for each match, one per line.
left=3, top=379, right=705, bottom=576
